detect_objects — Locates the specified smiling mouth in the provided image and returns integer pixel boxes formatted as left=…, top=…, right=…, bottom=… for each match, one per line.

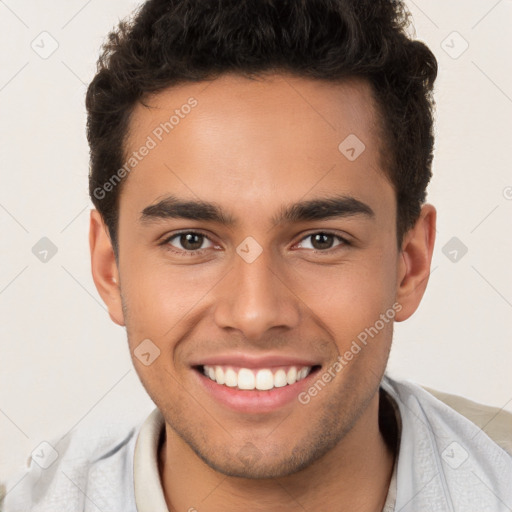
left=195, top=364, right=322, bottom=391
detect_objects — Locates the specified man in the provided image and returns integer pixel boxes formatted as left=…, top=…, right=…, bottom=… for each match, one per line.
left=2, top=0, right=511, bottom=510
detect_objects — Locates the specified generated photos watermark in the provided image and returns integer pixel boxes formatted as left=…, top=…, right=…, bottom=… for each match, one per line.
left=298, top=302, right=402, bottom=405
left=93, top=97, right=198, bottom=200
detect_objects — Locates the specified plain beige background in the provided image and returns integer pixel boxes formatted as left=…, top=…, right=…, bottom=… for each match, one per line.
left=1, top=0, right=511, bottom=482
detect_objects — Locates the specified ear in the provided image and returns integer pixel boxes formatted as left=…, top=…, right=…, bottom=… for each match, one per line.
left=89, top=209, right=125, bottom=326
left=395, top=203, right=436, bottom=322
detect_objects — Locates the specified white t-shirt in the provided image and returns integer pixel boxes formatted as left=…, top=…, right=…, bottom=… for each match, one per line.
left=2, top=375, right=511, bottom=511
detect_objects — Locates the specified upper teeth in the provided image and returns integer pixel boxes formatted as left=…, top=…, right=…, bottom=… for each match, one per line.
left=203, top=365, right=312, bottom=390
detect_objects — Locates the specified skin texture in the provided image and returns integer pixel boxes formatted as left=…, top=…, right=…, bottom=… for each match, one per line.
left=90, top=73, right=436, bottom=511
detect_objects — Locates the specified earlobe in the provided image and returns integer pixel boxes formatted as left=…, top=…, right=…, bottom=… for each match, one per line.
left=395, top=204, right=436, bottom=322
left=89, top=209, right=125, bottom=326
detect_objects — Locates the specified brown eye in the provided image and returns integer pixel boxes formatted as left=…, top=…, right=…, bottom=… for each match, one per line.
left=296, top=232, right=347, bottom=251
left=166, top=232, right=213, bottom=252
left=180, top=233, right=204, bottom=250
left=311, top=233, right=334, bottom=250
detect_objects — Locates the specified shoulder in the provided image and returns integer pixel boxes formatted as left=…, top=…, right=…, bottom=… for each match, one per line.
left=422, top=385, right=512, bottom=456
left=382, top=375, right=512, bottom=510
left=383, top=375, right=512, bottom=455
left=1, top=412, right=149, bottom=512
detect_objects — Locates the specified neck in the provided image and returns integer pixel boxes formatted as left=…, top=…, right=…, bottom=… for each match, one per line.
left=159, top=391, right=396, bottom=511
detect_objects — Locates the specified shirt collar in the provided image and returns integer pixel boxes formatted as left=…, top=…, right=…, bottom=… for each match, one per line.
left=133, top=407, right=169, bottom=512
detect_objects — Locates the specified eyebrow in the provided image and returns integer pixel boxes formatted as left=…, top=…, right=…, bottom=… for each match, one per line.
left=140, top=194, right=375, bottom=228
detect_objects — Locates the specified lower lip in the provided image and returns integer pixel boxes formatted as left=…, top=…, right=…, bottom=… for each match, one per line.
left=194, top=368, right=320, bottom=414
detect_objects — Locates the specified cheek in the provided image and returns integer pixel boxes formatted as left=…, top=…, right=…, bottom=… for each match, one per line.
left=118, top=255, right=212, bottom=337
left=292, top=253, right=398, bottom=348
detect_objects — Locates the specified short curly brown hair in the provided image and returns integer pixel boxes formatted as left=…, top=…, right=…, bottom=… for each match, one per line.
left=86, top=0, right=437, bottom=253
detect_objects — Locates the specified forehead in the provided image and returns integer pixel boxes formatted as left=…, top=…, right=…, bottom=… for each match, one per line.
left=121, top=73, right=393, bottom=222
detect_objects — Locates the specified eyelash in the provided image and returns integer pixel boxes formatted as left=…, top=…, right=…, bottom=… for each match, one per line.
left=160, top=230, right=351, bottom=256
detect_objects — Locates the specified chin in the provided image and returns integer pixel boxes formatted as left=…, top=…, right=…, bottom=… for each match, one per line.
left=189, top=432, right=342, bottom=480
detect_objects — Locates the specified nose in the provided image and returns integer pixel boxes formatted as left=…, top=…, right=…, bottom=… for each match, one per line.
left=213, top=246, right=301, bottom=341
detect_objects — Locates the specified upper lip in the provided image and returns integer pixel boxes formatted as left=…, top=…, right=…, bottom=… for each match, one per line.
left=191, top=353, right=321, bottom=369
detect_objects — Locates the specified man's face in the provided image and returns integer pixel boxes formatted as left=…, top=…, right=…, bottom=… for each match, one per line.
left=115, top=74, right=401, bottom=477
